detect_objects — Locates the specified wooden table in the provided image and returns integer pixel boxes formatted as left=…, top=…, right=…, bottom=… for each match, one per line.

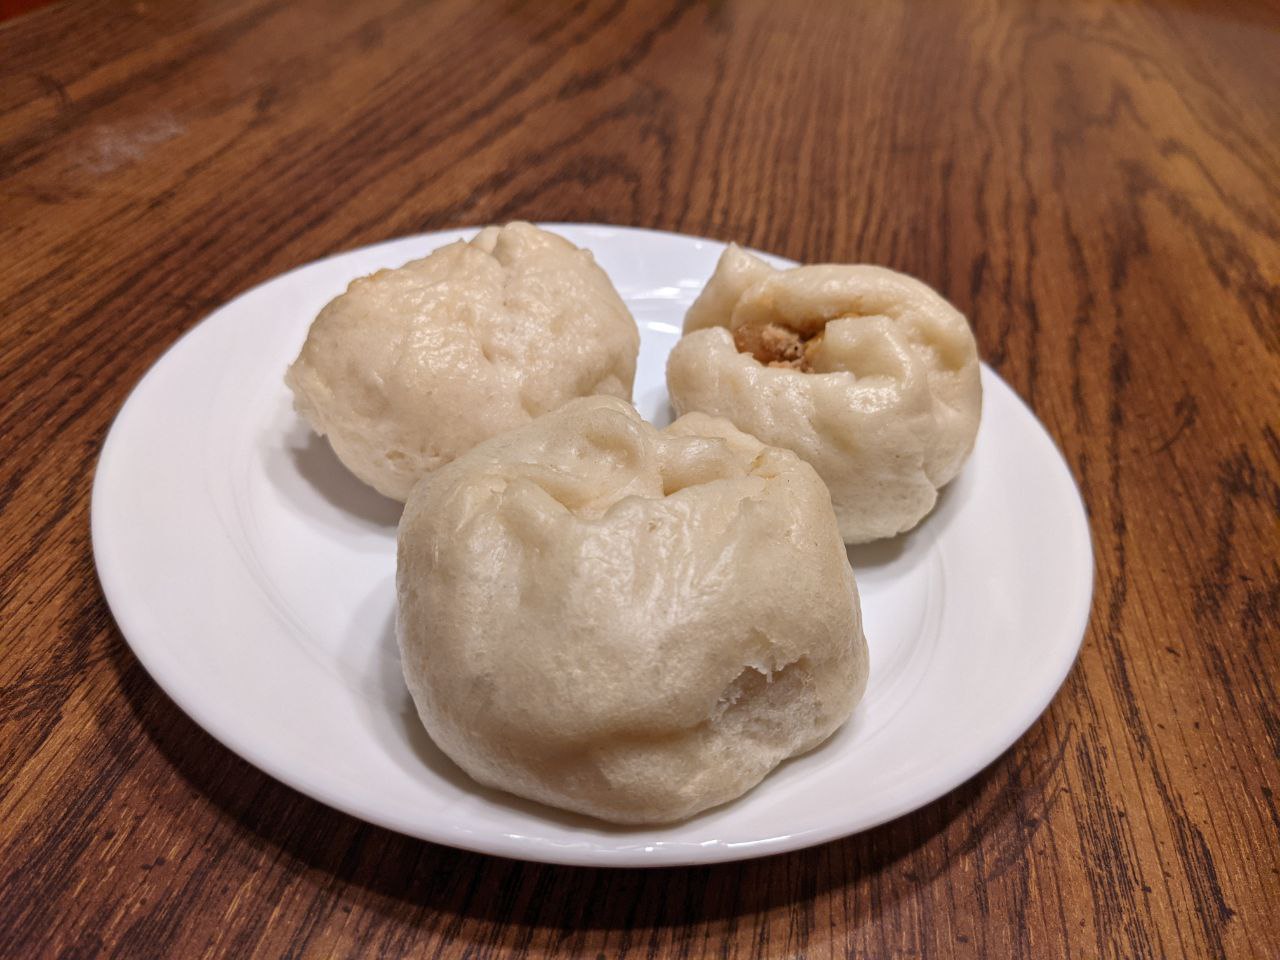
left=3, top=1, right=1277, bottom=956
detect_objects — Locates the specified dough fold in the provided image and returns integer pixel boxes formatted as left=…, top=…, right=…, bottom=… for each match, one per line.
left=287, top=222, right=639, bottom=500
left=397, top=396, right=868, bottom=824
left=667, top=245, right=981, bottom=542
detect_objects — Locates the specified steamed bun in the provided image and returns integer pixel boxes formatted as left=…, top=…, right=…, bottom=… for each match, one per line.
left=397, top=396, right=868, bottom=824
left=286, top=222, right=639, bottom=500
left=667, top=245, right=981, bottom=543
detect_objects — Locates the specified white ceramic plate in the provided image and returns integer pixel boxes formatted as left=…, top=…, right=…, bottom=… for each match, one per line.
left=92, top=224, right=1092, bottom=868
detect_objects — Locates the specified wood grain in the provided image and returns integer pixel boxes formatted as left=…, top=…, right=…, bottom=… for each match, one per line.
left=2, top=0, right=1278, bottom=957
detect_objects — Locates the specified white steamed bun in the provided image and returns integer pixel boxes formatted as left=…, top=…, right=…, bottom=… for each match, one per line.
left=396, top=395, right=868, bottom=824
left=286, top=222, right=639, bottom=500
left=667, top=245, right=981, bottom=543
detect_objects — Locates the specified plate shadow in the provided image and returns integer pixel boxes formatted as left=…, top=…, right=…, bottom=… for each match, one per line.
left=288, top=432, right=402, bottom=527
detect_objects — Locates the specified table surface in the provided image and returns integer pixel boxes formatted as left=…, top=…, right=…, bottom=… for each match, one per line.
left=2, top=0, right=1278, bottom=957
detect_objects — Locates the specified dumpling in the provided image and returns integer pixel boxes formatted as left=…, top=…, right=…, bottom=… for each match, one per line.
left=397, top=396, right=868, bottom=824
left=667, top=245, right=981, bottom=543
left=286, top=222, right=639, bottom=501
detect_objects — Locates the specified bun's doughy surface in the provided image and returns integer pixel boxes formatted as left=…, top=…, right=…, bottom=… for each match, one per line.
left=397, top=396, right=868, bottom=824
left=287, top=222, right=639, bottom=500
left=667, top=246, right=981, bottom=543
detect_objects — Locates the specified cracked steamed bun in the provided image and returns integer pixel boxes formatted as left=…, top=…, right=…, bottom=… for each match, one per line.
left=667, top=245, right=982, bottom=543
left=286, top=222, right=639, bottom=500
left=396, top=396, right=868, bottom=824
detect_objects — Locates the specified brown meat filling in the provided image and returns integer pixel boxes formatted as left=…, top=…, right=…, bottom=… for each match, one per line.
left=734, top=322, right=825, bottom=372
